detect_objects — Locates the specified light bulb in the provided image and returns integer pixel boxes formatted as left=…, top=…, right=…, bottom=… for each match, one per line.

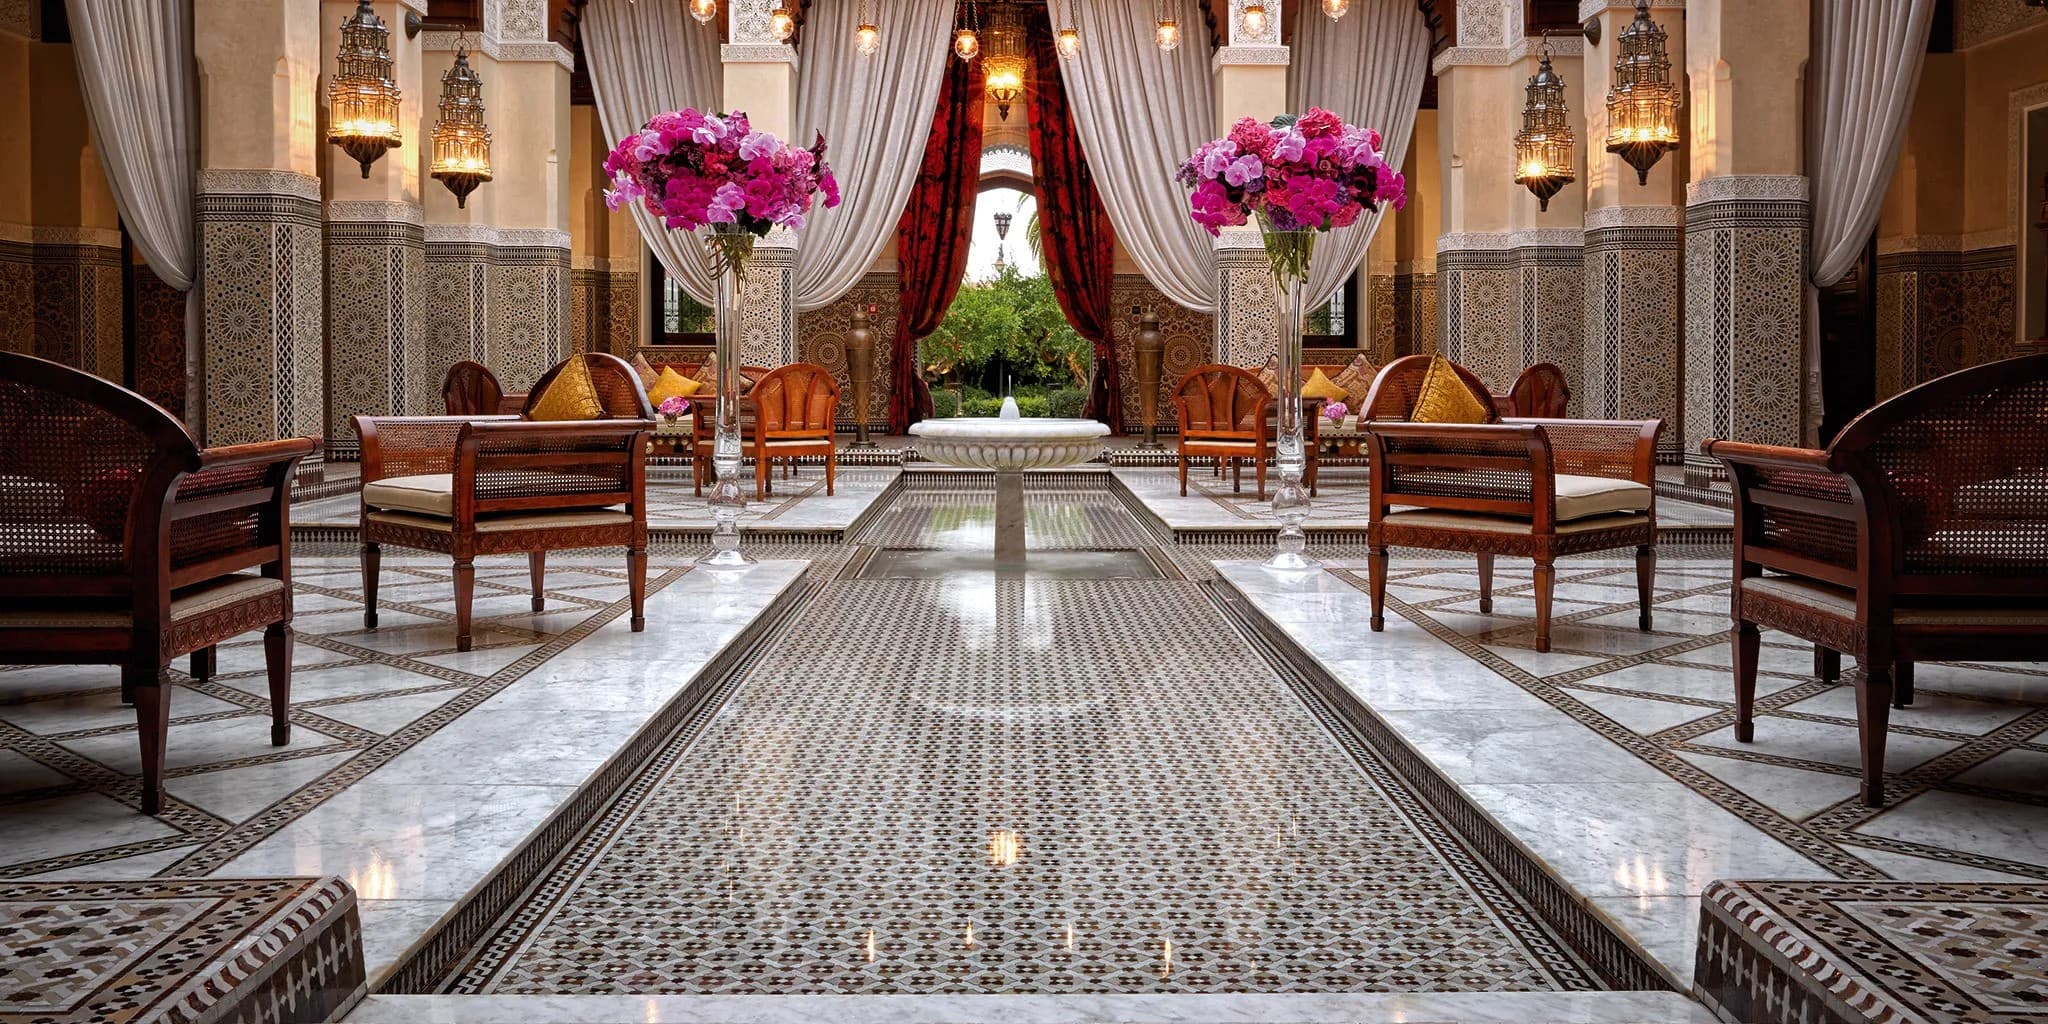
left=1056, top=26, right=1080, bottom=58
left=689, top=0, right=717, bottom=25
left=768, top=4, right=794, bottom=40
left=1321, top=0, right=1350, bottom=19
left=954, top=27, right=979, bottom=60
left=856, top=22, right=879, bottom=56
left=1155, top=18, right=1180, bottom=51
left=1242, top=3, right=1268, bottom=38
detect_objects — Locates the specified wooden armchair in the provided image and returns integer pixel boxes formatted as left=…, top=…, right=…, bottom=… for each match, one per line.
left=354, top=355, right=655, bottom=654
left=1172, top=365, right=1323, bottom=500
left=1361, top=355, right=1661, bottom=653
left=442, top=361, right=526, bottom=416
left=1498, top=362, right=1571, bottom=418
left=1703, top=353, right=2048, bottom=807
left=735, top=363, right=839, bottom=499
left=0, top=353, right=315, bottom=814
left=684, top=365, right=775, bottom=498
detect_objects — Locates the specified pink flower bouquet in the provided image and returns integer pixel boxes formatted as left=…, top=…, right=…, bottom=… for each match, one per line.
left=657, top=396, right=692, bottom=419
left=604, top=108, right=839, bottom=270
left=1323, top=400, right=1349, bottom=423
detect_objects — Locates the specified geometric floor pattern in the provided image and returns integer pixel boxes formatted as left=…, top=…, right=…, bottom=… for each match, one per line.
left=431, top=489, right=1618, bottom=996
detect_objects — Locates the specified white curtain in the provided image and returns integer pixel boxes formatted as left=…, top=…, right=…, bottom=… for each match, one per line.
left=1050, top=0, right=1217, bottom=312
left=583, top=0, right=724, bottom=303
left=1288, top=0, right=1430, bottom=311
left=65, top=0, right=196, bottom=291
left=793, top=0, right=955, bottom=310
left=1808, top=0, right=1935, bottom=286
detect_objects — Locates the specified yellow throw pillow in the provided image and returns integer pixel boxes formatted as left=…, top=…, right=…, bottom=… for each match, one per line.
left=1301, top=368, right=1347, bottom=401
left=648, top=366, right=703, bottom=405
left=528, top=357, right=605, bottom=421
left=1331, top=352, right=1377, bottom=404
left=1412, top=356, right=1493, bottom=424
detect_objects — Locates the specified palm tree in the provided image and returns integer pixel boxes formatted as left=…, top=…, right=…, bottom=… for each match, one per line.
left=1021, top=199, right=1043, bottom=269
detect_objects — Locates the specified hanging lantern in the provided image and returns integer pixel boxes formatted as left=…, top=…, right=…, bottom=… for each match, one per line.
left=1321, top=0, right=1351, bottom=18
left=1241, top=2, right=1270, bottom=38
left=689, top=0, right=717, bottom=25
left=1604, top=1, right=1682, bottom=185
left=1155, top=18, right=1181, bottom=51
left=1055, top=0, right=1080, bottom=58
left=856, top=10, right=881, bottom=58
left=1513, top=44, right=1576, bottom=212
left=430, top=42, right=492, bottom=209
left=327, top=0, right=402, bottom=178
left=983, top=3, right=1027, bottom=121
left=954, top=3, right=981, bottom=61
left=768, top=4, right=794, bottom=40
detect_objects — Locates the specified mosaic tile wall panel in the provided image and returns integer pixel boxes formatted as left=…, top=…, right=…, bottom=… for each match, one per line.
left=1392, top=270, right=1438, bottom=359
left=1437, top=249, right=1519, bottom=390
left=28, top=243, right=124, bottom=384
left=489, top=246, right=571, bottom=390
left=1518, top=247, right=1585, bottom=416
left=1370, top=273, right=1397, bottom=362
left=570, top=267, right=597, bottom=355
left=198, top=184, right=325, bottom=448
left=736, top=241, right=797, bottom=368
left=604, top=270, right=639, bottom=355
left=0, top=242, right=29, bottom=354
left=1874, top=246, right=2017, bottom=401
left=797, top=272, right=897, bottom=433
left=132, top=263, right=189, bottom=420
left=1954, top=0, right=2048, bottom=48
left=1111, top=274, right=1214, bottom=435
left=325, top=221, right=426, bottom=456
left=425, top=242, right=491, bottom=399
left=1584, top=226, right=1681, bottom=457
left=1215, top=235, right=1279, bottom=368
left=1682, top=177, right=1808, bottom=469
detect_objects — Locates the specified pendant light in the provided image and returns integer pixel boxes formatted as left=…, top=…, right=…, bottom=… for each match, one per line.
left=768, top=3, right=794, bottom=40
left=954, top=1, right=980, bottom=61
left=430, top=39, right=492, bottom=209
left=1155, top=0, right=1182, bottom=53
left=689, top=0, right=717, bottom=25
left=327, top=0, right=403, bottom=178
left=855, top=0, right=880, bottom=56
left=1603, top=0, right=1682, bottom=184
left=1055, top=0, right=1080, bottom=58
left=1513, top=42, right=1576, bottom=212
left=1321, top=0, right=1351, bottom=19
left=983, top=3, right=1026, bottom=120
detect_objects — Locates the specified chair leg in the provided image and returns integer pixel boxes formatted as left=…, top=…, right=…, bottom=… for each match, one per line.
left=362, top=542, right=381, bottom=629
left=1233, top=458, right=1242, bottom=493
left=1894, top=662, right=1915, bottom=709
left=453, top=558, right=476, bottom=653
left=629, top=546, right=648, bottom=633
left=1255, top=458, right=1266, bottom=501
left=264, top=623, right=291, bottom=746
left=826, top=450, right=837, bottom=496
left=756, top=456, right=769, bottom=502
left=1367, top=545, right=1389, bottom=632
left=1729, top=624, right=1763, bottom=745
left=1532, top=560, right=1556, bottom=653
left=1636, top=544, right=1656, bottom=631
left=1476, top=554, right=1495, bottom=613
left=1816, top=645, right=1842, bottom=683
left=528, top=551, right=546, bottom=613
left=694, top=455, right=706, bottom=497
left=1857, top=662, right=1896, bottom=807
left=189, top=646, right=216, bottom=682
left=1179, top=456, right=1188, bottom=496
left=128, top=663, right=170, bottom=815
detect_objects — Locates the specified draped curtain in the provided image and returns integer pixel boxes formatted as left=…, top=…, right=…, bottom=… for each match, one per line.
left=1288, top=0, right=1431, bottom=311
left=1807, top=0, right=1935, bottom=286
left=792, top=0, right=955, bottom=310
left=889, top=56, right=986, bottom=433
left=1026, top=13, right=1120, bottom=431
left=65, top=0, right=196, bottom=291
left=1048, top=0, right=1216, bottom=312
left=582, top=0, right=724, bottom=303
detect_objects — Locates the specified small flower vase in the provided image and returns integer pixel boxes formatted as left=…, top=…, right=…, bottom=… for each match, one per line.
left=701, top=221, right=757, bottom=567
left=1261, top=221, right=1317, bottom=571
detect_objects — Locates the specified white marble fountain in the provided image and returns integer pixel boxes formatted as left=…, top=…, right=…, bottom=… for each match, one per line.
left=909, top=399, right=1110, bottom=567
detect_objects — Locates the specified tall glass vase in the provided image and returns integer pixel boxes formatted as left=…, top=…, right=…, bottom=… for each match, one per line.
left=1263, top=222, right=1317, bottom=570
left=701, top=222, right=756, bottom=567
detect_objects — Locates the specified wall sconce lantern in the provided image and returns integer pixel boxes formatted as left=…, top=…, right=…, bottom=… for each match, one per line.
left=327, top=0, right=403, bottom=178
left=1604, top=1, right=1682, bottom=184
left=768, top=4, right=795, bottom=40
left=1241, top=2, right=1270, bottom=38
left=1513, top=43, right=1576, bottom=211
left=430, top=42, right=492, bottom=209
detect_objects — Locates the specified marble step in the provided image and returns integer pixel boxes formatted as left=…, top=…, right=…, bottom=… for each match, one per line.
left=344, top=991, right=1717, bottom=1024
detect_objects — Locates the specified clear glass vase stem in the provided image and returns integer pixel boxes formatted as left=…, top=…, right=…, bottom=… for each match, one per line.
left=704, top=225, right=754, bottom=567
left=1263, top=225, right=1317, bottom=571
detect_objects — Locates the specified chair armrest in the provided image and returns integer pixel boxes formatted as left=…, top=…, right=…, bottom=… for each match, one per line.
left=1514, top=418, right=1660, bottom=485
left=1700, top=438, right=1835, bottom=473
left=453, top=419, right=654, bottom=519
left=193, top=436, right=320, bottom=475
left=1363, top=421, right=1552, bottom=516
left=1704, top=437, right=1863, bottom=585
left=168, top=436, right=316, bottom=586
left=354, top=415, right=517, bottom=484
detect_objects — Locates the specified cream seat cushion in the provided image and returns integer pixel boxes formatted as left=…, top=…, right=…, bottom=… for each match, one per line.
left=1741, top=575, right=2048, bottom=627
left=1381, top=510, right=1649, bottom=536
left=0, top=574, right=285, bottom=629
left=363, top=473, right=455, bottom=517
left=1552, top=474, right=1653, bottom=521
left=367, top=509, right=632, bottom=534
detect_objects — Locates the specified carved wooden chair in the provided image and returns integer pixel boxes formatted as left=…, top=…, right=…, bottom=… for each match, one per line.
left=441, top=361, right=526, bottom=416
left=686, top=365, right=773, bottom=497
left=737, top=363, right=839, bottom=500
left=0, top=353, right=315, bottom=813
left=355, top=354, right=655, bottom=653
left=1499, top=362, right=1571, bottom=418
left=1172, top=365, right=1324, bottom=500
left=1704, top=353, right=2048, bottom=807
left=1361, top=355, right=1661, bottom=653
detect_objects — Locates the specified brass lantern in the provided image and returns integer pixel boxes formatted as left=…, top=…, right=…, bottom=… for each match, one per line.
left=1604, top=1, right=1681, bottom=185
left=327, top=0, right=403, bottom=178
left=430, top=43, right=492, bottom=209
left=768, top=4, right=795, bottom=40
left=689, top=0, right=717, bottom=24
left=1513, top=45, right=1576, bottom=212
left=983, top=3, right=1027, bottom=121
left=954, top=2, right=980, bottom=61
left=1321, top=0, right=1351, bottom=18
left=1055, top=0, right=1080, bottom=58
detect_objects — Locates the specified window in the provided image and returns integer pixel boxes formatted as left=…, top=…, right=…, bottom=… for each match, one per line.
left=647, top=251, right=715, bottom=345
left=1304, top=270, right=1361, bottom=347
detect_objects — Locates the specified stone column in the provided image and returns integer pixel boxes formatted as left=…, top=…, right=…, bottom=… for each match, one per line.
left=1680, top=0, right=1810, bottom=470
left=322, top=0, right=426, bottom=456
left=722, top=0, right=799, bottom=365
left=194, top=0, right=325, bottom=448
left=1210, top=0, right=1289, bottom=367
left=1578, top=0, right=1683, bottom=455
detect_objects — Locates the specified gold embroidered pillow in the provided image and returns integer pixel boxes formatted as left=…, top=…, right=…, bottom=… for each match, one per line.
left=648, top=366, right=703, bottom=405
left=527, top=357, right=605, bottom=421
left=1331, top=352, right=1377, bottom=404
left=630, top=352, right=660, bottom=388
left=1301, top=368, right=1348, bottom=401
left=1411, top=356, right=1493, bottom=424
left=690, top=354, right=720, bottom=388
left=1255, top=355, right=1281, bottom=396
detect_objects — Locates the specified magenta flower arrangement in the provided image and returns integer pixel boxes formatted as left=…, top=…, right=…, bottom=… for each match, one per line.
left=657, top=396, right=692, bottom=419
left=603, top=107, right=839, bottom=268
left=1323, top=400, right=1349, bottom=423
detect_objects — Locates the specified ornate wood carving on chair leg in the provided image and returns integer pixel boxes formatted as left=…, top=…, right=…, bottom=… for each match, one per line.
left=362, top=543, right=382, bottom=628
left=529, top=551, right=546, bottom=613
left=1476, top=554, right=1495, bottom=613
left=1635, top=545, right=1655, bottom=630
left=1734, top=622, right=1760, bottom=742
left=1367, top=545, right=1390, bottom=631
left=1857, top=663, right=1896, bottom=806
left=1532, top=560, right=1557, bottom=653
left=129, top=664, right=171, bottom=814
left=453, top=558, right=476, bottom=653
left=1816, top=645, right=1841, bottom=683
left=264, top=623, right=292, bottom=746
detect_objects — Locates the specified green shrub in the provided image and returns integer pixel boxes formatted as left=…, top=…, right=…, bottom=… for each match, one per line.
left=962, top=396, right=1003, bottom=417
left=1046, top=388, right=1086, bottom=419
left=930, top=389, right=960, bottom=418
left=1014, top=395, right=1051, bottom=417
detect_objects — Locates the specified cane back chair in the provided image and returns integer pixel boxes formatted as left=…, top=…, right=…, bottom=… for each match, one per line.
left=1172, top=365, right=1323, bottom=500
left=1499, top=362, right=1571, bottom=418
left=442, top=361, right=525, bottom=416
left=0, top=353, right=316, bottom=813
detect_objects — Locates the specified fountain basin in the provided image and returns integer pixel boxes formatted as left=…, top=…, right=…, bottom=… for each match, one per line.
left=909, top=418, right=1110, bottom=472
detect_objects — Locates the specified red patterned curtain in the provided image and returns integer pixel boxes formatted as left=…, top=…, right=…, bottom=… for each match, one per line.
left=1025, top=13, right=1120, bottom=433
left=888, top=54, right=985, bottom=434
